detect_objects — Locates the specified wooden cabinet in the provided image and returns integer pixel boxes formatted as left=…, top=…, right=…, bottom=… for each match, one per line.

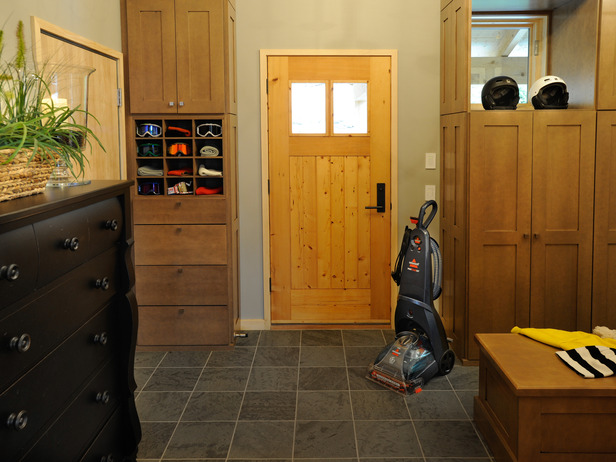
left=596, top=0, right=616, bottom=109
left=439, top=112, right=468, bottom=356
left=123, top=0, right=238, bottom=348
left=441, top=110, right=596, bottom=361
left=125, top=0, right=236, bottom=114
left=440, top=0, right=469, bottom=115
left=131, top=115, right=238, bottom=349
left=0, top=181, right=140, bottom=461
left=593, top=111, right=616, bottom=328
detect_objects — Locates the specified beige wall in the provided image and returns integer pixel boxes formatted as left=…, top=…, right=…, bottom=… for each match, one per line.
left=0, top=1, right=122, bottom=56
left=236, top=0, right=441, bottom=323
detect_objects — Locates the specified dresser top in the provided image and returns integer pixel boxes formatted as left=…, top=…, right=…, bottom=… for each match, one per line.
left=0, top=180, right=133, bottom=227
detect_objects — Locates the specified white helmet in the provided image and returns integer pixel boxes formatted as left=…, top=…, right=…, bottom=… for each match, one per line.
left=529, top=76, right=569, bottom=109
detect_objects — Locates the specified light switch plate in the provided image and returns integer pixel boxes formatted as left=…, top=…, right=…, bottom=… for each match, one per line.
left=425, top=184, right=436, bottom=201
left=425, top=152, right=436, bottom=170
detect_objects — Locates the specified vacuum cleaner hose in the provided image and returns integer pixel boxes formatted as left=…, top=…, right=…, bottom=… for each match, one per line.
left=430, top=237, right=442, bottom=300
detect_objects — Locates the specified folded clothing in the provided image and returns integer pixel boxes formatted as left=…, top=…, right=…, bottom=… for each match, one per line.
left=556, top=345, right=616, bottom=378
left=511, top=326, right=616, bottom=350
left=137, top=165, right=163, bottom=176
left=168, top=168, right=193, bottom=176
left=198, top=164, right=222, bottom=177
left=196, top=186, right=223, bottom=195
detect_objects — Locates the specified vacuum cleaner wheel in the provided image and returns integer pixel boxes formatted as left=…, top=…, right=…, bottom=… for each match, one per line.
left=438, top=349, right=456, bottom=375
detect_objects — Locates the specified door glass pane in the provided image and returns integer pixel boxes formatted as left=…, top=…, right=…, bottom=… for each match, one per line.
left=333, top=82, right=368, bottom=134
left=291, top=82, right=326, bottom=134
left=471, top=27, right=530, bottom=104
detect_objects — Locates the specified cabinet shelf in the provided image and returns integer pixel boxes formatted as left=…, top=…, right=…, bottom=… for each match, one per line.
left=134, top=117, right=226, bottom=197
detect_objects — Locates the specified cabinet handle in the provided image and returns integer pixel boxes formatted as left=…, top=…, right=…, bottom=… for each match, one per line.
left=6, top=410, right=28, bottom=431
left=105, top=219, right=119, bottom=231
left=168, top=101, right=175, bottom=107
left=534, top=233, right=540, bottom=239
left=179, top=101, right=184, bottom=107
left=9, top=333, right=31, bottom=353
left=63, top=237, right=80, bottom=251
left=96, top=391, right=110, bottom=404
left=93, top=332, right=108, bottom=346
left=96, top=277, right=110, bottom=291
left=0, top=263, right=20, bottom=281
left=523, top=233, right=530, bottom=239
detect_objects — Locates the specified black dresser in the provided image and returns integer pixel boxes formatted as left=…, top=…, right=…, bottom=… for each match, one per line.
left=0, top=181, right=141, bottom=461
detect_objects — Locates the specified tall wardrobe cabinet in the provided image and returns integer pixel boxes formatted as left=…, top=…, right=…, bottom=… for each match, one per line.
left=122, top=0, right=239, bottom=349
left=440, top=0, right=612, bottom=362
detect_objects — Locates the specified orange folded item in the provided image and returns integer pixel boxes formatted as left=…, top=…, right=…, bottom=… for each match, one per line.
left=196, top=186, right=223, bottom=195
left=167, top=169, right=193, bottom=176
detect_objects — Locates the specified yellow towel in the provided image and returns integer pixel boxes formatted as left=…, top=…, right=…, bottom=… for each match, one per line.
left=511, top=326, right=616, bottom=350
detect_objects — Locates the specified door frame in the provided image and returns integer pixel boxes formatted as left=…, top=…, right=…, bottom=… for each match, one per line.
left=259, top=49, right=399, bottom=329
left=31, top=16, right=127, bottom=180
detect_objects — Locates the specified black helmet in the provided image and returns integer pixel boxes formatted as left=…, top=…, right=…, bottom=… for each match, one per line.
left=481, top=76, right=519, bottom=110
left=530, top=76, right=569, bottom=109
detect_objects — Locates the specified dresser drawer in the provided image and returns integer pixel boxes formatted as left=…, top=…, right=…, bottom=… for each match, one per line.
left=84, top=197, right=124, bottom=258
left=138, top=305, right=230, bottom=346
left=0, top=249, right=118, bottom=392
left=0, top=304, right=117, bottom=461
left=0, top=224, right=38, bottom=308
left=21, top=359, right=121, bottom=462
left=134, top=224, right=227, bottom=265
left=34, top=198, right=123, bottom=287
left=81, top=407, right=137, bottom=462
left=136, top=265, right=227, bottom=305
left=134, top=196, right=226, bottom=224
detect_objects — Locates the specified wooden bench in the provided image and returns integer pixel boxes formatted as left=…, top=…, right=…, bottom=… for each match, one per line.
left=474, top=333, right=616, bottom=462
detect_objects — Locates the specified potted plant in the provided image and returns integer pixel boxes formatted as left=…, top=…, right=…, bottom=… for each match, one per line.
left=0, top=20, right=103, bottom=201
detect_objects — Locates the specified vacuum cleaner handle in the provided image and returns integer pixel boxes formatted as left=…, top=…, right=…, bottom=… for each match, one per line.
left=417, top=200, right=437, bottom=230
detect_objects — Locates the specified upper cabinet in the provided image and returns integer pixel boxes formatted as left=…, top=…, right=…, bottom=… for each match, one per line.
left=125, top=0, right=236, bottom=114
left=440, top=0, right=470, bottom=115
left=597, top=0, right=616, bottom=109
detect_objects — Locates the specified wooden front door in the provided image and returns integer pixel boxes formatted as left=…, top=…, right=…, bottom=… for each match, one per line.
left=268, top=55, right=392, bottom=325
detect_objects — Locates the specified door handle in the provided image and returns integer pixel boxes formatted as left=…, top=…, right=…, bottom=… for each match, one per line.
left=365, top=183, right=386, bottom=213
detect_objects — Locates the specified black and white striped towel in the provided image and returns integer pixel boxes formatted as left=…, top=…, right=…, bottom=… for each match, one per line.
left=556, top=345, right=616, bottom=378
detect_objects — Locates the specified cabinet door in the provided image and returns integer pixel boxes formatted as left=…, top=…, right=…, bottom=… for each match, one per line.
left=597, top=0, right=616, bottom=109
left=468, top=111, right=533, bottom=360
left=175, top=0, right=225, bottom=113
left=531, top=110, right=595, bottom=331
left=126, top=0, right=178, bottom=114
left=439, top=113, right=467, bottom=358
left=593, top=111, right=616, bottom=328
left=440, top=0, right=470, bottom=115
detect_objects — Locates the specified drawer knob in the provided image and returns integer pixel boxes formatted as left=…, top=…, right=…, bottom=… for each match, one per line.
left=96, top=391, right=110, bottom=404
left=96, top=277, right=110, bottom=291
left=0, top=263, right=20, bottom=281
left=168, top=101, right=175, bottom=107
left=63, top=237, right=80, bottom=251
left=100, top=454, right=114, bottom=462
left=93, top=332, right=108, bottom=345
left=6, top=410, right=28, bottom=431
left=9, top=333, right=31, bottom=353
left=105, top=219, right=119, bottom=231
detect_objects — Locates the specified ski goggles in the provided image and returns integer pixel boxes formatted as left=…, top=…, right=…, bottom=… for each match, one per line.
left=136, top=123, right=162, bottom=137
left=196, top=123, right=222, bottom=137
left=168, top=142, right=191, bottom=156
left=138, top=143, right=162, bottom=157
left=138, top=181, right=161, bottom=195
left=166, top=126, right=191, bottom=137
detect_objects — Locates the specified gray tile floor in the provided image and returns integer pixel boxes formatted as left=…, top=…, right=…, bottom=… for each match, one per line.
left=134, top=330, right=493, bottom=462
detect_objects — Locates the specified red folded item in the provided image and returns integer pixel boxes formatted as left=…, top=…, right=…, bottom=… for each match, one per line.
left=167, top=169, right=193, bottom=176
left=196, top=186, right=223, bottom=195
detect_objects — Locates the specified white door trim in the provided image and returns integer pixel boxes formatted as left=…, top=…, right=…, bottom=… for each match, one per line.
left=259, top=49, right=398, bottom=329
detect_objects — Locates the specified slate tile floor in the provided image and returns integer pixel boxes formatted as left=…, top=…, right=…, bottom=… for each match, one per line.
left=134, top=330, right=493, bottom=462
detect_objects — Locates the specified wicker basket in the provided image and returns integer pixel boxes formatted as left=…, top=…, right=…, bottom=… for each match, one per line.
left=0, top=148, right=55, bottom=202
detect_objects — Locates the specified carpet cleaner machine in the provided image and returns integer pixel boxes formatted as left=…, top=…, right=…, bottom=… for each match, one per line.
left=367, top=200, right=455, bottom=395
